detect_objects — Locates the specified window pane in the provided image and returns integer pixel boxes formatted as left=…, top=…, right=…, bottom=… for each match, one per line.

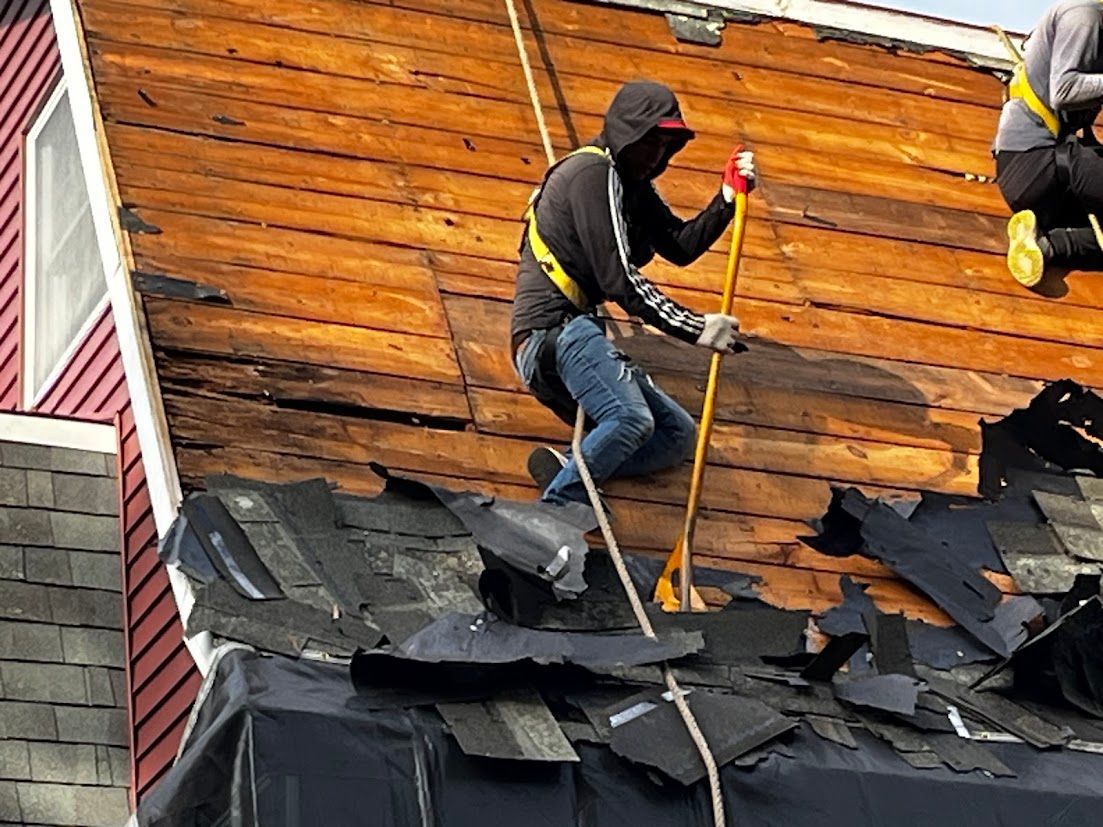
left=30, top=90, right=105, bottom=396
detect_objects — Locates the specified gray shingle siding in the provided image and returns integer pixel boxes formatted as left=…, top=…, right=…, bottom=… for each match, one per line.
left=0, top=439, right=130, bottom=825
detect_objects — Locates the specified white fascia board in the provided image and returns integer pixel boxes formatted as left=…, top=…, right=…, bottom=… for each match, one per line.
left=714, top=0, right=1021, bottom=66
left=48, top=0, right=213, bottom=675
left=0, top=411, right=116, bottom=454
left=598, top=0, right=1023, bottom=69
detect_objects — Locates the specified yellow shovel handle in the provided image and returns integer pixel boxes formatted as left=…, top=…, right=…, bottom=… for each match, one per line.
left=679, top=191, right=750, bottom=611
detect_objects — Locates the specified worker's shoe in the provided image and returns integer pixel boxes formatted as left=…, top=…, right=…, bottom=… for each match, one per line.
left=528, top=446, right=614, bottom=522
left=1007, top=210, right=1049, bottom=288
left=527, top=447, right=568, bottom=494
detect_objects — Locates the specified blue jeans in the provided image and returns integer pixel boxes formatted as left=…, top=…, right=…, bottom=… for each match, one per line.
left=515, top=316, right=697, bottom=505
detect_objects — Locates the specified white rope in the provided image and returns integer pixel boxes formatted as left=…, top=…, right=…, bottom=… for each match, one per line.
left=571, top=407, right=727, bottom=827
left=502, top=2, right=727, bottom=823
left=504, top=0, right=556, bottom=167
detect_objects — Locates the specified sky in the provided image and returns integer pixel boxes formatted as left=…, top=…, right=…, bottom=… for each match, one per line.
left=873, top=0, right=1051, bottom=33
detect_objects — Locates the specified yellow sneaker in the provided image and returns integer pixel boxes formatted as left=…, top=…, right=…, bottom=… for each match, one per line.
left=1007, top=210, right=1045, bottom=288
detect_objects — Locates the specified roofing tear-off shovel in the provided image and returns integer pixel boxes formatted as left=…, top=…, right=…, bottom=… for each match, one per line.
left=655, top=173, right=750, bottom=613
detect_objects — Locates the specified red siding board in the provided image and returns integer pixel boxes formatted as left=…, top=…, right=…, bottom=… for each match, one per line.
left=135, top=694, right=197, bottom=796
left=0, top=301, right=16, bottom=340
left=99, top=379, right=131, bottom=421
left=125, top=514, right=157, bottom=566
left=127, top=552, right=162, bottom=607
left=134, top=645, right=197, bottom=725
left=123, top=446, right=143, bottom=483
left=130, top=584, right=177, bottom=653
left=0, top=44, right=59, bottom=150
left=36, top=309, right=121, bottom=420
left=117, top=420, right=199, bottom=806
left=136, top=690, right=194, bottom=766
left=126, top=550, right=160, bottom=603
left=124, top=485, right=152, bottom=530
left=0, top=22, right=53, bottom=100
left=129, top=572, right=172, bottom=630
left=0, top=373, right=16, bottom=406
left=131, top=617, right=184, bottom=689
left=0, top=1, right=32, bottom=39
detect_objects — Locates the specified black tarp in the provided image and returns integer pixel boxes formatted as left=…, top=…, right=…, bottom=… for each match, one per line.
left=138, top=649, right=1103, bottom=827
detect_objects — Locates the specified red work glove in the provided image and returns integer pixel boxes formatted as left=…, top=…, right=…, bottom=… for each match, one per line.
left=721, top=144, right=756, bottom=201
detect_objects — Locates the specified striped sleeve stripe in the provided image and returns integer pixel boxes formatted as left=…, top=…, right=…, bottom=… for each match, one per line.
left=607, top=168, right=705, bottom=336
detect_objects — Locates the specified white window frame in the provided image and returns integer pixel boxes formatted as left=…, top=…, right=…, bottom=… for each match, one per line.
left=22, top=78, right=110, bottom=409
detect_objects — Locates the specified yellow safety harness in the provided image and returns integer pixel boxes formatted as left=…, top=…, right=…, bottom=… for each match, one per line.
left=523, top=145, right=610, bottom=311
left=1009, top=63, right=1061, bottom=136
left=994, top=24, right=1067, bottom=137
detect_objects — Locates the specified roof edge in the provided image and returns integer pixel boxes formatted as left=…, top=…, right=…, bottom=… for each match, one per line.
left=49, top=0, right=214, bottom=676
left=583, top=0, right=1025, bottom=70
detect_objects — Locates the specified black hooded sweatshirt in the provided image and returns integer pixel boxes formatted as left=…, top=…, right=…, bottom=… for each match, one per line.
left=510, top=82, right=734, bottom=350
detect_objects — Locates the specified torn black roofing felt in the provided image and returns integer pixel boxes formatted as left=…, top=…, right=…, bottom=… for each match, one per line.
left=833, top=674, right=925, bottom=717
left=181, top=494, right=284, bottom=600
left=979, top=380, right=1103, bottom=499
left=804, top=489, right=1039, bottom=658
left=161, top=418, right=1103, bottom=794
left=389, top=611, right=703, bottom=669
left=651, top=605, right=808, bottom=664
left=369, top=463, right=598, bottom=602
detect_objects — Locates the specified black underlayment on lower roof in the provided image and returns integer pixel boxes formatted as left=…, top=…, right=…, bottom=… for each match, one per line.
left=147, top=383, right=1103, bottom=821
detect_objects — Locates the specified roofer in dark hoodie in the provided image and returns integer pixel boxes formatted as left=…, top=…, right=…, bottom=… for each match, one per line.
left=511, top=81, right=754, bottom=506
left=996, top=0, right=1103, bottom=287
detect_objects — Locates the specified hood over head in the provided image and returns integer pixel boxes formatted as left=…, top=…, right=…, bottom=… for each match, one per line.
left=599, top=81, right=695, bottom=178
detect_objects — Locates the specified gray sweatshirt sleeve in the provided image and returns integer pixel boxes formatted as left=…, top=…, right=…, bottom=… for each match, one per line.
left=1050, top=5, right=1103, bottom=111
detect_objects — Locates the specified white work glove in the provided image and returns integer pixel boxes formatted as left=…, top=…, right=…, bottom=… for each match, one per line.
left=695, top=313, right=741, bottom=353
left=721, top=148, right=756, bottom=203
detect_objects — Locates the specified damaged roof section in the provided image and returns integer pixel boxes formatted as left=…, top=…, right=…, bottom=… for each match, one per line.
left=148, top=391, right=1103, bottom=823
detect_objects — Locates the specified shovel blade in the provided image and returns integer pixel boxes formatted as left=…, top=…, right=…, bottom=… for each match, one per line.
left=654, top=537, right=707, bottom=612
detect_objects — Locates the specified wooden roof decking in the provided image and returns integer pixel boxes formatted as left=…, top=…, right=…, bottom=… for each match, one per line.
left=73, top=0, right=1103, bottom=621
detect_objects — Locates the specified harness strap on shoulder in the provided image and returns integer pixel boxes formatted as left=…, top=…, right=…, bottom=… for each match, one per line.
left=1009, top=63, right=1061, bottom=137
left=524, top=145, right=610, bottom=311
left=995, top=24, right=1061, bottom=138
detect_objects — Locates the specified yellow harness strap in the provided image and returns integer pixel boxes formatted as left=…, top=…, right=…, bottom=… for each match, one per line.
left=524, top=145, right=610, bottom=311
left=994, top=23, right=1072, bottom=138
left=1009, top=63, right=1061, bottom=137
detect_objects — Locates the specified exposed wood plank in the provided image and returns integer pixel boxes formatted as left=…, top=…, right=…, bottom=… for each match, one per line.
left=113, top=127, right=1005, bottom=257
left=79, top=0, right=1078, bottom=633
left=127, top=210, right=501, bottom=289
left=106, top=134, right=1103, bottom=348
left=469, top=384, right=983, bottom=456
left=162, top=390, right=902, bottom=523
left=85, top=0, right=999, bottom=145
left=119, top=175, right=515, bottom=263
left=143, top=297, right=464, bottom=384
left=100, top=76, right=1005, bottom=227
left=87, top=39, right=997, bottom=175
left=444, top=295, right=1060, bottom=409
left=117, top=174, right=1103, bottom=369
left=156, top=351, right=473, bottom=422
left=115, top=149, right=1102, bottom=333
left=136, top=259, right=449, bottom=335
left=110, top=121, right=1006, bottom=240
left=757, top=180, right=1004, bottom=254
left=105, top=0, right=1001, bottom=106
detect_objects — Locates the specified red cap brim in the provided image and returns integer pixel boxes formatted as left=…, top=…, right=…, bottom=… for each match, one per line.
left=656, top=118, right=695, bottom=141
